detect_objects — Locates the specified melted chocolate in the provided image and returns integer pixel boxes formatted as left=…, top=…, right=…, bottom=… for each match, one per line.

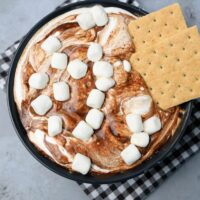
left=15, top=11, right=182, bottom=174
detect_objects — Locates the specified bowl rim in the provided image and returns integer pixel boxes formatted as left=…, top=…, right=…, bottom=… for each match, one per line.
left=7, top=0, right=192, bottom=184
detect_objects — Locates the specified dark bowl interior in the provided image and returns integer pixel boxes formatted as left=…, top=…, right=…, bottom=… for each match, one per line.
left=7, top=0, right=192, bottom=184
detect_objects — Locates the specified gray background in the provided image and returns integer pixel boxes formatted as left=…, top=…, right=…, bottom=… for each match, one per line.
left=0, top=0, right=200, bottom=200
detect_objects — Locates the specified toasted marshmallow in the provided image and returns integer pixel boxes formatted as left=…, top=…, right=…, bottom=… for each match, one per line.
left=53, top=82, right=70, bottom=101
left=86, top=89, right=105, bottom=109
left=144, top=116, right=162, bottom=135
left=76, top=13, right=95, bottom=30
left=123, top=60, right=131, bottom=72
left=95, top=77, right=115, bottom=92
left=86, top=109, right=104, bottom=129
left=72, top=120, right=94, bottom=141
left=28, top=73, right=49, bottom=89
left=72, top=153, right=91, bottom=175
left=48, top=116, right=62, bottom=137
left=41, top=36, right=61, bottom=53
left=123, top=95, right=152, bottom=116
left=120, top=144, right=141, bottom=165
left=131, top=132, right=150, bottom=147
left=51, top=53, right=68, bottom=69
left=93, top=61, right=113, bottom=78
left=126, top=114, right=143, bottom=133
left=31, top=95, right=52, bottom=115
left=67, top=59, right=88, bottom=79
left=87, top=43, right=103, bottom=62
left=91, top=5, right=108, bottom=26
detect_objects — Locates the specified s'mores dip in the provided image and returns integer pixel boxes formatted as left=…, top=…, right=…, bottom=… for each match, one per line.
left=14, top=4, right=188, bottom=175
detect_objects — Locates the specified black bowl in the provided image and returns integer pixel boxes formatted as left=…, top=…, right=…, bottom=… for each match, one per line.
left=7, top=0, right=192, bottom=184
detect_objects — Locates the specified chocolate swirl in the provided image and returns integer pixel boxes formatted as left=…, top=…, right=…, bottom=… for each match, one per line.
left=14, top=8, right=182, bottom=174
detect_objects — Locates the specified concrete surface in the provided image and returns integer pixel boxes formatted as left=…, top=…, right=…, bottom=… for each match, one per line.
left=0, top=0, right=200, bottom=200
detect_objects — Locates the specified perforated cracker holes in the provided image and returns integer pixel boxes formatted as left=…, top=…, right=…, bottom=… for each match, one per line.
left=128, top=3, right=187, bottom=51
left=130, top=26, right=200, bottom=109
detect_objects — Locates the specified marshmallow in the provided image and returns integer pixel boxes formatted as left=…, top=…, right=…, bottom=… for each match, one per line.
left=91, top=5, right=108, bottom=26
left=113, top=60, right=122, bottom=68
left=93, top=61, right=113, bottom=78
left=120, top=144, right=141, bottom=165
left=144, top=116, right=162, bottom=135
left=48, top=116, right=63, bottom=137
left=87, top=43, right=103, bottom=62
left=131, top=132, right=150, bottom=148
left=124, top=95, right=152, bottom=116
left=95, top=77, right=115, bottom=92
left=53, top=82, right=70, bottom=101
left=31, top=95, right=52, bottom=115
left=41, top=36, right=61, bottom=53
left=123, top=60, right=131, bottom=72
left=67, top=59, right=88, bottom=79
left=28, top=73, right=49, bottom=89
left=86, top=109, right=104, bottom=129
left=72, top=153, right=91, bottom=175
left=126, top=114, right=143, bottom=133
left=51, top=53, right=68, bottom=70
left=86, top=89, right=105, bottom=109
left=76, top=13, right=95, bottom=30
left=72, top=120, right=94, bottom=141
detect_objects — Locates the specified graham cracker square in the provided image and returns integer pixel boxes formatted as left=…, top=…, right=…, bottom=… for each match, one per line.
left=130, top=26, right=200, bottom=109
left=128, top=3, right=187, bottom=51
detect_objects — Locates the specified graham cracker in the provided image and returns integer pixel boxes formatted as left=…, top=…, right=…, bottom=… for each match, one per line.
left=130, top=26, right=200, bottom=110
left=128, top=3, right=187, bottom=51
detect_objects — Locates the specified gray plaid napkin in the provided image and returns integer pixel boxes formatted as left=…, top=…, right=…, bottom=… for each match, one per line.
left=0, top=0, right=200, bottom=200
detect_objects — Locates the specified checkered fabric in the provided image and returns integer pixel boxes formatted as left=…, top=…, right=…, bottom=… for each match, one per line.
left=1, top=0, right=200, bottom=200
